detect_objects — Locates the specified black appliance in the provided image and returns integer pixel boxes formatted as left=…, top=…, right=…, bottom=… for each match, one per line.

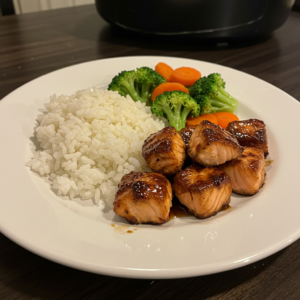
left=96, top=0, right=295, bottom=40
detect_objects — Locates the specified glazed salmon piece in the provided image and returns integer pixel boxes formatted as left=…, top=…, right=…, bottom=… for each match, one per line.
left=173, top=164, right=232, bottom=219
left=188, top=120, right=243, bottom=166
left=218, top=147, right=265, bottom=195
left=114, top=172, right=172, bottom=224
left=142, top=126, right=186, bottom=176
left=226, top=119, right=269, bottom=157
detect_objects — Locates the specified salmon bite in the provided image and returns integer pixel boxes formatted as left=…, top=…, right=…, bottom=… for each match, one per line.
left=114, top=172, right=172, bottom=224
left=218, top=147, right=265, bottom=195
left=173, top=164, right=232, bottom=219
left=188, top=120, right=243, bottom=166
left=142, top=126, right=186, bottom=176
left=226, top=119, right=269, bottom=158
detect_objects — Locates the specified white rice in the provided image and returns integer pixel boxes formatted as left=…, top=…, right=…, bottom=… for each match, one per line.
left=26, top=88, right=166, bottom=207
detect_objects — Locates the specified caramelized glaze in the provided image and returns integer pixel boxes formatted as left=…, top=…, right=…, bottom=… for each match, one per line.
left=265, top=159, right=274, bottom=167
left=169, top=200, right=189, bottom=220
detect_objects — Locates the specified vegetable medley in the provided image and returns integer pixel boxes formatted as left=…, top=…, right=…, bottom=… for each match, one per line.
left=108, top=62, right=239, bottom=131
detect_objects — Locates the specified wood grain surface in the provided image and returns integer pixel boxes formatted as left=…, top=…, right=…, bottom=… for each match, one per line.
left=1, top=5, right=300, bottom=300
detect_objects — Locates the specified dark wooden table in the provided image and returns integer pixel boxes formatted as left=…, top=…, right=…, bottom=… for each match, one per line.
left=1, top=4, right=300, bottom=299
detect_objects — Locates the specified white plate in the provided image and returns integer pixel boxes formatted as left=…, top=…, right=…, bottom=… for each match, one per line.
left=0, top=56, right=300, bottom=279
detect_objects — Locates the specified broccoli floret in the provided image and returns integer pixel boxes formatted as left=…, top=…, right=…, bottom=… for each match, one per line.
left=189, top=73, right=238, bottom=114
left=108, top=67, right=166, bottom=106
left=151, top=91, right=200, bottom=131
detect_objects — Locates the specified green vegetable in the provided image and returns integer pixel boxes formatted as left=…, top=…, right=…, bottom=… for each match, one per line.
left=108, top=67, right=166, bottom=106
left=189, top=73, right=238, bottom=114
left=151, top=90, right=200, bottom=131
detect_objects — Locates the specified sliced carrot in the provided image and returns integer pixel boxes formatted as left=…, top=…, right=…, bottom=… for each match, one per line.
left=170, top=67, right=201, bottom=86
left=212, top=112, right=239, bottom=129
left=186, top=113, right=218, bottom=127
left=151, top=82, right=190, bottom=102
left=155, top=62, right=174, bottom=82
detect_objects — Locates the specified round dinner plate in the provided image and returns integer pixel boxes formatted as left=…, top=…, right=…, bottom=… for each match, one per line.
left=0, top=56, right=299, bottom=279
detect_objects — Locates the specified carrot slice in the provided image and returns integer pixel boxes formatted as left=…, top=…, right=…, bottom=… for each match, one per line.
left=155, top=62, right=174, bottom=82
left=186, top=113, right=218, bottom=127
left=170, top=67, right=201, bottom=86
left=151, top=82, right=190, bottom=102
left=212, top=112, right=239, bottom=129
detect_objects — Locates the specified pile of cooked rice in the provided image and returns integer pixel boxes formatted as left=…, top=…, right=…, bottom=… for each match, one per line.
left=26, top=88, right=165, bottom=207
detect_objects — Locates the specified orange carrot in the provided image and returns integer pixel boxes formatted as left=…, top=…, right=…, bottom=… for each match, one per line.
left=212, top=112, right=239, bottom=129
left=151, top=82, right=190, bottom=102
left=170, top=67, right=201, bottom=86
left=186, top=113, right=218, bottom=127
left=155, top=62, right=174, bottom=82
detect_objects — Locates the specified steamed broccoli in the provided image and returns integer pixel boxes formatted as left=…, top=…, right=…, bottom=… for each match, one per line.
left=108, top=67, right=166, bottom=106
left=151, top=91, right=200, bottom=131
left=189, top=73, right=238, bottom=114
